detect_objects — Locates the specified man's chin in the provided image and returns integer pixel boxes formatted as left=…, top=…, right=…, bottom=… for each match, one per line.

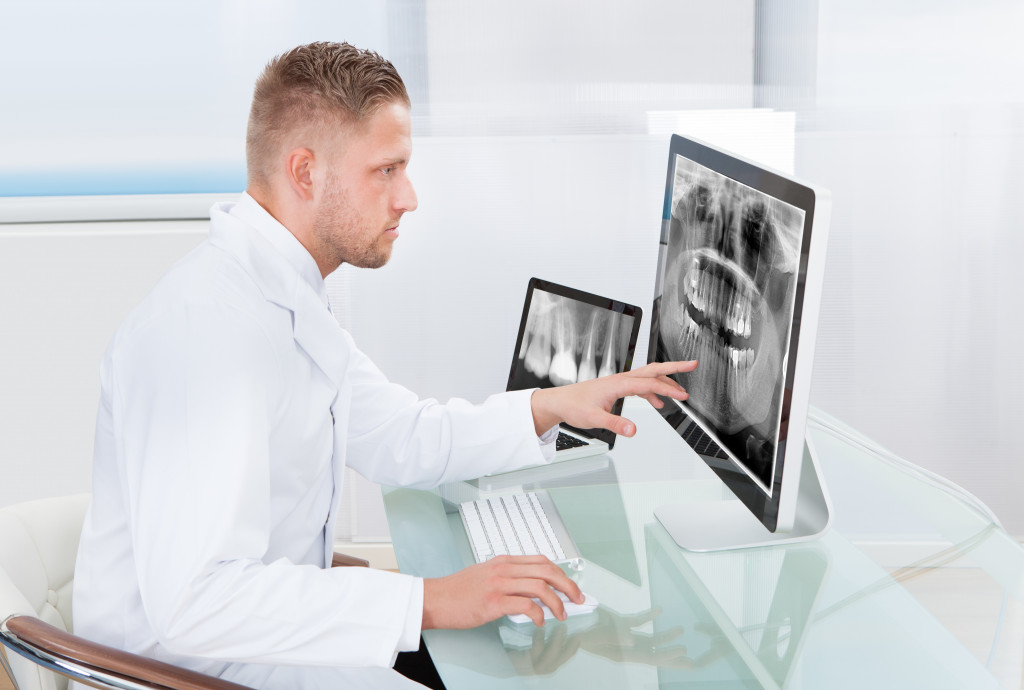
left=347, top=250, right=392, bottom=270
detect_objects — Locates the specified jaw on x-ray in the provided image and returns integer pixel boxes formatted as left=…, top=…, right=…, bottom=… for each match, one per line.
left=518, top=292, right=629, bottom=387
left=659, top=158, right=804, bottom=487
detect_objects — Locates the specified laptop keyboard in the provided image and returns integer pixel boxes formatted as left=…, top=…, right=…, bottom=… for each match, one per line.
left=555, top=431, right=588, bottom=451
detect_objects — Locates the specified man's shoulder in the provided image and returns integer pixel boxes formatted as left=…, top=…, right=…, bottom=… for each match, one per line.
left=111, top=240, right=288, bottom=358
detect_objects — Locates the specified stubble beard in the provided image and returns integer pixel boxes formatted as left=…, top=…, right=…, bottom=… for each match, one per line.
left=313, top=183, right=394, bottom=271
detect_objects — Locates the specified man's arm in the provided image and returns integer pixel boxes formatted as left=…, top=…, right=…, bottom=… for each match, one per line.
left=530, top=360, right=698, bottom=437
left=421, top=360, right=699, bottom=630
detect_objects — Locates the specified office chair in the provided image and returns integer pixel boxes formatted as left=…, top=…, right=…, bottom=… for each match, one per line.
left=0, top=495, right=368, bottom=690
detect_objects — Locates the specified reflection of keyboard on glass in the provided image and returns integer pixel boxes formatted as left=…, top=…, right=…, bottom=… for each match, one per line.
left=458, top=490, right=598, bottom=622
left=555, top=431, right=588, bottom=451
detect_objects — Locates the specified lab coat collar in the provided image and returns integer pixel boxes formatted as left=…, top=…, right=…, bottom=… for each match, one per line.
left=207, top=196, right=349, bottom=392
left=230, top=192, right=329, bottom=309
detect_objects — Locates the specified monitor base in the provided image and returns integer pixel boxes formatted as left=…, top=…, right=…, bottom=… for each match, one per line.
left=655, top=435, right=832, bottom=552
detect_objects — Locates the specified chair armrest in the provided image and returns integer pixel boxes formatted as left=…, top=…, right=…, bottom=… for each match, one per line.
left=331, top=551, right=370, bottom=568
left=2, top=616, right=251, bottom=689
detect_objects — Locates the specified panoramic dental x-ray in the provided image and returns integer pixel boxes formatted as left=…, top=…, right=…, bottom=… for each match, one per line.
left=657, top=157, right=804, bottom=490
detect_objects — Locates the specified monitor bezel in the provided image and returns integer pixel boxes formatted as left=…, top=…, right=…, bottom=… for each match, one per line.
left=507, top=277, right=643, bottom=449
left=648, top=134, right=830, bottom=534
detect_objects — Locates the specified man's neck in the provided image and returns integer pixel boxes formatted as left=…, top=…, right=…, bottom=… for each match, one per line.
left=245, top=186, right=332, bottom=278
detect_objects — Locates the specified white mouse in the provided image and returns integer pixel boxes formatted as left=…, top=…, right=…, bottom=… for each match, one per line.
left=506, top=591, right=598, bottom=625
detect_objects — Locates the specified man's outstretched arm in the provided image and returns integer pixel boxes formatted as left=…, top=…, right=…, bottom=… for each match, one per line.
left=530, top=360, right=698, bottom=437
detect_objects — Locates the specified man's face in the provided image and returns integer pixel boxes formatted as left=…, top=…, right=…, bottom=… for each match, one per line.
left=311, top=101, right=417, bottom=270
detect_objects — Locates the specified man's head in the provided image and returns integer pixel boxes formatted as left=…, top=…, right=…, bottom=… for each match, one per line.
left=246, top=42, right=417, bottom=276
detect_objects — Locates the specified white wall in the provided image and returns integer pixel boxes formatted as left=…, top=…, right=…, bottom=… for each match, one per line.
left=801, top=0, right=1024, bottom=535
left=0, top=221, right=207, bottom=504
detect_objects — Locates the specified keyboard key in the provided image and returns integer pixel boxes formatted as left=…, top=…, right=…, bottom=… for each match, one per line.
left=556, top=432, right=588, bottom=450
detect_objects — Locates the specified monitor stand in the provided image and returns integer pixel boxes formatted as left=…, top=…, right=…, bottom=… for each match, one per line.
left=654, top=435, right=832, bottom=552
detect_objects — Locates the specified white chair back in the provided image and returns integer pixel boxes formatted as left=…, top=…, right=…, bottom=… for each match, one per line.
left=0, top=495, right=90, bottom=690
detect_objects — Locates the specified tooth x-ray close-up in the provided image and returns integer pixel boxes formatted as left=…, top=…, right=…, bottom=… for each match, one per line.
left=657, top=157, right=805, bottom=489
left=517, top=291, right=634, bottom=388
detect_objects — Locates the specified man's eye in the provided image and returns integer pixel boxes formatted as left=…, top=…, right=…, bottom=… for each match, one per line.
left=381, top=166, right=394, bottom=176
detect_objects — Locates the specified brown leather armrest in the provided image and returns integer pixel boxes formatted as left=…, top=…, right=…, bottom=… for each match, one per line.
left=331, top=551, right=370, bottom=568
left=5, top=616, right=251, bottom=689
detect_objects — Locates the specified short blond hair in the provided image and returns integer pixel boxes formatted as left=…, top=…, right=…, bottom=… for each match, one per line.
left=245, top=42, right=409, bottom=187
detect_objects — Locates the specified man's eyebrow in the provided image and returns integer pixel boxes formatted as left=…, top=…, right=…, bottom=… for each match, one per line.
left=376, top=156, right=408, bottom=167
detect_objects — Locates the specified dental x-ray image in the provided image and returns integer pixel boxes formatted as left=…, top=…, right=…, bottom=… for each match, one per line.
left=657, top=155, right=805, bottom=491
left=514, top=290, right=635, bottom=390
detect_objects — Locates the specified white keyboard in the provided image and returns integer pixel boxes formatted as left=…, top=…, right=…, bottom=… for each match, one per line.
left=459, top=491, right=598, bottom=623
left=459, top=491, right=573, bottom=564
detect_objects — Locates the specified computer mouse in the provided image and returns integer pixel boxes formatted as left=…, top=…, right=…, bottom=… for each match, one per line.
left=505, top=591, right=598, bottom=625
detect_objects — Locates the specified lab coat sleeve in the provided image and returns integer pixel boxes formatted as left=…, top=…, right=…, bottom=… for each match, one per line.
left=112, top=299, right=420, bottom=668
left=341, top=330, right=553, bottom=488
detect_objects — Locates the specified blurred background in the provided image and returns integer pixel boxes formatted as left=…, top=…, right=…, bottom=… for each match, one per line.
left=1, top=0, right=1022, bottom=540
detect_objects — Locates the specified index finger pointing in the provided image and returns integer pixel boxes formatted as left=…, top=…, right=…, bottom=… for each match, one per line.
left=643, top=360, right=698, bottom=376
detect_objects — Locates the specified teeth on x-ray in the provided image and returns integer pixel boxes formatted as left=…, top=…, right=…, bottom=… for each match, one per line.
left=548, top=306, right=579, bottom=386
left=687, top=273, right=752, bottom=339
left=598, top=318, right=618, bottom=379
left=524, top=322, right=552, bottom=376
left=520, top=292, right=629, bottom=385
left=577, top=312, right=600, bottom=383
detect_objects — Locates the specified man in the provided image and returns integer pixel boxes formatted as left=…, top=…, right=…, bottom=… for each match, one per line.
left=73, top=42, right=696, bottom=689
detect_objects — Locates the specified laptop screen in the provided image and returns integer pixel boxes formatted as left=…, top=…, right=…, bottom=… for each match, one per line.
left=506, top=278, right=642, bottom=447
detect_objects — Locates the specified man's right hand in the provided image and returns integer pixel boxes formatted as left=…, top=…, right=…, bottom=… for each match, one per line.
left=421, top=555, right=582, bottom=629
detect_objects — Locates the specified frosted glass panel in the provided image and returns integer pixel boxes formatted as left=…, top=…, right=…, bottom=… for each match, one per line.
left=0, top=0, right=389, bottom=196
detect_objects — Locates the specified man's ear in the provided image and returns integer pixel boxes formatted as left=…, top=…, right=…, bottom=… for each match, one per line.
left=285, top=147, right=316, bottom=201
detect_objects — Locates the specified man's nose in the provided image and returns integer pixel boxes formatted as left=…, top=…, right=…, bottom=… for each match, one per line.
left=395, top=173, right=418, bottom=213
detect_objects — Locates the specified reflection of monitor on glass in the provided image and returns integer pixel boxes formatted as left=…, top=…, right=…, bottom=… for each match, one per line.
left=646, top=522, right=829, bottom=688
left=649, top=134, right=832, bottom=550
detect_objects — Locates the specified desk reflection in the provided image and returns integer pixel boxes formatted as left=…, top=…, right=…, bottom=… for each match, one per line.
left=647, top=522, right=830, bottom=688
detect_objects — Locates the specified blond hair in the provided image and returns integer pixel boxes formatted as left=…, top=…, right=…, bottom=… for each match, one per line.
left=245, top=42, right=409, bottom=187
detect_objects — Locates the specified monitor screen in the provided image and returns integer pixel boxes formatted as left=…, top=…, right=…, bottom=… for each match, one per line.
left=659, top=156, right=805, bottom=493
left=649, top=134, right=829, bottom=535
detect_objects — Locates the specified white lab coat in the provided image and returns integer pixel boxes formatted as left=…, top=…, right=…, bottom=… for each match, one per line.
left=72, top=194, right=554, bottom=688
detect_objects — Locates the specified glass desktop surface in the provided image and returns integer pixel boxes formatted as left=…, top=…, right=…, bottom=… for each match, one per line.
left=382, top=399, right=1024, bottom=689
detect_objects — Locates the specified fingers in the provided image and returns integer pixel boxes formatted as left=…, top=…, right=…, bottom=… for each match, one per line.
left=489, top=556, right=583, bottom=625
left=633, top=360, right=698, bottom=378
left=592, top=410, right=636, bottom=437
left=503, top=558, right=582, bottom=602
left=616, top=376, right=690, bottom=403
left=501, top=594, right=548, bottom=627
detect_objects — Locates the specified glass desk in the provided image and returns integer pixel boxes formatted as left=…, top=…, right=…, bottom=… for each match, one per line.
left=383, top=399, right=1024, bottom=689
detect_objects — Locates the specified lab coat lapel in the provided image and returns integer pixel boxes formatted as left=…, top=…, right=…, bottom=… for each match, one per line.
left=209, top=206, right=352, bottom=566
left=209, top=207, right=350, bottom=387
left=289, top=290, right=354, bottom=567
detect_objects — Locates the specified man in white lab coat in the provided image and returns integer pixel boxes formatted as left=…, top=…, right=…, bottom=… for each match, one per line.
left=72, top=42, right=696, bottom=689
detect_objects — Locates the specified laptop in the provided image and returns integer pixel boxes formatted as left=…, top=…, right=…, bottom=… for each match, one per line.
left=505, top=277, right=643, bottom=463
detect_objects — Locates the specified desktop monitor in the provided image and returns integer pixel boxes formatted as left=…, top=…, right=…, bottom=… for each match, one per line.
left=649, top=134, right=832, bottom=550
